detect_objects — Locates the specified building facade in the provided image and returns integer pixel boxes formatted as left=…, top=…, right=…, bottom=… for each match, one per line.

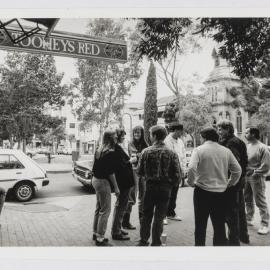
left=204, top=49, right=250, bottom=141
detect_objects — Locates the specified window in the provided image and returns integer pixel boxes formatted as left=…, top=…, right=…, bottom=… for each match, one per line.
left=236, top=110, right=242, bottom=133
left=0, top=155, right=24, bottom=170
left=69, top=123, right=75, bottom=128
left=226, top=111, right=231, bottom=120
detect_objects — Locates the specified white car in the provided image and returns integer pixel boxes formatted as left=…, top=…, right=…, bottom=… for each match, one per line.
left=0, top=149, right=49, bottom=202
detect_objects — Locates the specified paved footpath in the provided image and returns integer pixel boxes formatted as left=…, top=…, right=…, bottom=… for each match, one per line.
left=1, top=183, right=270, bottom=247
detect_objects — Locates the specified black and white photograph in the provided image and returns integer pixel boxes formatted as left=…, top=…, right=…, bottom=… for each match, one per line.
left=1, top=7, right=270, bottom=257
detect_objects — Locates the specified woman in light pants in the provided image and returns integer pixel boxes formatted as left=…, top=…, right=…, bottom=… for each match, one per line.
left=92, top=130, right=120, bottom=246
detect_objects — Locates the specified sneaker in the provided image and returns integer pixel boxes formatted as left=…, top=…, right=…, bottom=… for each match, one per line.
left=122, top=223, right=136, bottom=230
left=247, top=220, right=254, bottom=226
left=240, top=235, right=250, bottom=244
left=258, top=226, right=269, bottom=235
left=167, top=215, right=182, bottom=221
left=92, top=234, right=108, bottom=242
left=163, top=218, right=168, bottom=225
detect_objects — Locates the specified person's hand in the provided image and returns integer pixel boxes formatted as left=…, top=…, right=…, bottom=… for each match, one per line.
left=114, top=187, right=120, bottom=197
left=130, top=156, right=137, bottom=164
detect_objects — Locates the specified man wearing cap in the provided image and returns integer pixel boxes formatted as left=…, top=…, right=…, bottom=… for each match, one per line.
left=163, top=122, right=186, bottom=224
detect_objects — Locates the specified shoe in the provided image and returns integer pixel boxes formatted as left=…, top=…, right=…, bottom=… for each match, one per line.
left=122, top=223, right=136, bottom=230
left=163, top=218, right=168, bottom=225
left=247, top=220, right=254, bottom=226
left=96, top=239, right=113, bottom=246
left=92, top=234, right=108, bottom=242
left=167, top=215, right=182, bottom=221
left=121, top=230, right=129, bottom=235
left=136, top=240, right=149, bottom=246
left=112, top=234, right=130, bottom=240
left=258, top=226, right=269, bottom=235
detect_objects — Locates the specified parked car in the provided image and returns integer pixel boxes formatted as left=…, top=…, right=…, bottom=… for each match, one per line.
left=37, top=147, right=51, bottom=155
left=72, top=158, right=94, bottom=189
left=0, top=149, right=49, bottom=202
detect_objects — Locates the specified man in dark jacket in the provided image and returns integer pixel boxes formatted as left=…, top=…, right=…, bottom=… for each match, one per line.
left=217, top=119, right=249, bottom=245
left=137, top=125, right=181, bottom=246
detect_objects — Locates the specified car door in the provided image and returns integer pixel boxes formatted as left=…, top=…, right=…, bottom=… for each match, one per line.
left=0, top=154, right=25, bottom=191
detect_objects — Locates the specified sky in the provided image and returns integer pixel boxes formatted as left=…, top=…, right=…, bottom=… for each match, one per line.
left=0, top=18, right=215, bottom=103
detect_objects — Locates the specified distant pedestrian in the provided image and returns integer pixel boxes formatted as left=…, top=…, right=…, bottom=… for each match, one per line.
left=123, top=126, right=148, bottom=227
left=92, top=129, right=120, bottom=246
left=244, top=127, right=270, bottom=235
left=187, top=127, right=242, bottom=246
left=163, top=122, right=186, bottom=225
left=0, top=187, right=6, bottom=225
left=111, top=128, right=135, bottom=241
left=137, top=125, right=181, bottom=246
left=217, top=119, right=249, bottom=245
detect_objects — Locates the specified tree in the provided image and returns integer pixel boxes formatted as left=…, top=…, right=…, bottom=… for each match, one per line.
left=144, top=60, right=158, bottom=145
left=179, top=94, right=213, bottom=147
left=136, top=18, right=270, bottom=79
left=68, top=18, right=142, bottom=141
left=248, top=101, right=270, bottom=144
left=0, top=52, right=67, bottom=151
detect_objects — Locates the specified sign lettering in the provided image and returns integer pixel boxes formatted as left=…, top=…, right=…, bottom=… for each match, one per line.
left=0, top=28, right=127, bottom=62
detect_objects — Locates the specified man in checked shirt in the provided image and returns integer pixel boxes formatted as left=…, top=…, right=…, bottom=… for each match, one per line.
left=136, top=125, right=182, bottom=246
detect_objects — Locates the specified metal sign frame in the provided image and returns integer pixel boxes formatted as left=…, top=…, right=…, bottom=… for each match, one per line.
left=0, top=27, right=128, bottom=63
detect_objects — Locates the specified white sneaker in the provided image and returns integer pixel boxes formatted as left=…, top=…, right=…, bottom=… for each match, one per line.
left=163, top=218, right=168, bottom=225
left=167, top=215, right=182, bottom=221
left=247, top=220, right=254, bottom=226
left=258, top=226, right=269, bottom=235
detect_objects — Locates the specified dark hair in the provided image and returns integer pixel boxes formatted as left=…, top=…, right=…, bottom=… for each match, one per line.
left=116, top=128, right=126, bottom=143
left=217, top=119, right=234, bottom=135
left=200, top=127, right=219, bottom=142
left=131, top=126, right=148, bottom=152
left=150, top=125, right=168, bottom=141
left=96, top=129, right=116, bottom=159
left=169, top=122, right=183, bottom=132
left=248, top=127, right=260, bottom=140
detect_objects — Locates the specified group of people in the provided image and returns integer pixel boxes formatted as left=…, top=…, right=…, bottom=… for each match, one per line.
left=91, top=119, right=270, bottom=247
left=91, top=123, right=186, bottom=246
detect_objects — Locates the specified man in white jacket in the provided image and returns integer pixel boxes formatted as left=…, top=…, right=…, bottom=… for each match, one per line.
left=164, top=122, right=185, bottom=224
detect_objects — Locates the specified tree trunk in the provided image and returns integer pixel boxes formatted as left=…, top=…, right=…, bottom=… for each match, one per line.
left=22, top=138, right=26, bottom=153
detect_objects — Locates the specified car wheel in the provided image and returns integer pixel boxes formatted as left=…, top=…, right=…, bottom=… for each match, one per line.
left=14, top=182, right=35, bottom=202
left=27, top=153, right=33, bottom=158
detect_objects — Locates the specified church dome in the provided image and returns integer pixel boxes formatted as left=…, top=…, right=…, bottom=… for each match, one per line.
left=204, top=48, right=240, bottom=83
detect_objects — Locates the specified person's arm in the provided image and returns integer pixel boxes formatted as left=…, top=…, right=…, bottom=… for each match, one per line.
left=169, top=152, right=182, bottom=186
left=187, top=149, right=199, bottom=187
left=108, top=173, right=120, bottom=197
left=227, top=151, right=242, bottom=187
left=137, top=150, right=146, bottom=177
left=253, top=146, right=270, bottom=176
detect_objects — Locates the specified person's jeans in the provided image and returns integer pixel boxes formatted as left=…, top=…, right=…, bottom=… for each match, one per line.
left=138, top=177, right=146, bottom=223
left=244, top=175, right=269, bottom=226
left=238, top=189, right=249, bottom=240
left=125, top=170, right=139, bottom=214
left=0, top=187, right=6, bottom=216
left=92, top=177, right=111, bottom=238
left=111, top=188, right=130, bottom=235
left=167, top=182, right=180, bottom=217
left=140, top=182, right=172, bottom=246
left=193, top=186, right=227, bottom=246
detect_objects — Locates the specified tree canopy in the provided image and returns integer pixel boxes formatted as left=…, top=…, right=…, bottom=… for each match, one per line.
left=0, top=52, right=67, bottom=148
left=136, top=18, right=270, bottom=79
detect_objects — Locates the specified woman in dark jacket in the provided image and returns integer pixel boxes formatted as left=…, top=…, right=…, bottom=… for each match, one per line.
left=122, top=126, right=148, bottom=229
left=111, top=128, right=135, bottom=240
left=92, top=129, right=120, bottom=246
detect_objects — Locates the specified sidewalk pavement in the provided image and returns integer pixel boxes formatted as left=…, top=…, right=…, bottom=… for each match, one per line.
left=1, top=184, right=270, bottom=247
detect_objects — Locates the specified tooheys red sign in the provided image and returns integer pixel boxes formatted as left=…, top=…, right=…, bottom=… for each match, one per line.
left=0, top=28, right=127, bottom=62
